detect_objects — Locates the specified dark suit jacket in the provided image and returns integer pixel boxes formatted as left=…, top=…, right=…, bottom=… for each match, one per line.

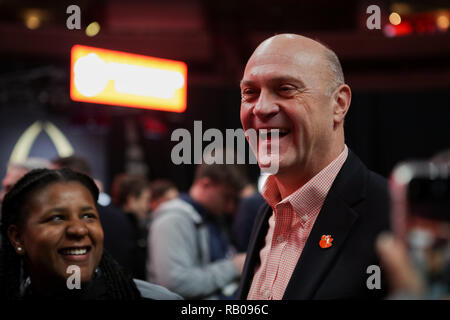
left=232, top=192, right=266, bottom=252
left=237, top=150, right=391, bottom=299
left=98, top=205, right=137, bottom=274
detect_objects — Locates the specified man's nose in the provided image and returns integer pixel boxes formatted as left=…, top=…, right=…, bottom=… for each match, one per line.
left=253, top=91, right=279, bottom=119
left=66, top=219, right=88, bottom=238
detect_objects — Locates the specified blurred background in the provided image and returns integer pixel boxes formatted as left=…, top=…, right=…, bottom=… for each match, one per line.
left=1, top=0, right=449, bottom=193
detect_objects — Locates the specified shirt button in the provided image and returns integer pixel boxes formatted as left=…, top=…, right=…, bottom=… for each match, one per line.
left=263, top=290, right=271, bottom=299
left=301, top=215, right=309, bottom=223
left=277, top=235, right=285, bottom=243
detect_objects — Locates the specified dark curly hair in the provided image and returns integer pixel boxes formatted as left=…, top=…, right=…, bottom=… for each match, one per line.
left=0, top=168, right=142, bottom=299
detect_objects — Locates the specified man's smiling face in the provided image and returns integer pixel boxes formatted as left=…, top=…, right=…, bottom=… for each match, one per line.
left=240, top=35, right=337, bottom=177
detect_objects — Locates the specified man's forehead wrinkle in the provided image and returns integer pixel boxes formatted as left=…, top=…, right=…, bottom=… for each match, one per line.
left=241, top=74, right=305, bottom=87
left=254, top=33, right=327, bottom=56
left=245, top=51, right=325, bottom=80
left=257, top=33, right=320, bottom=47
left=248, top=52, right=299, bottom=67
left=248, top=41, right=327, bottom=69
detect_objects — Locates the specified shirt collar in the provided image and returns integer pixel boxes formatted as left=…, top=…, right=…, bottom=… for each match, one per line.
left=261, top=145, right=349, bottom=219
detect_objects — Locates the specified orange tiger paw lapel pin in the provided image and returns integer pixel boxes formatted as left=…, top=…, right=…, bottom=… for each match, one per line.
left=319, top=235, right=333, bottom=249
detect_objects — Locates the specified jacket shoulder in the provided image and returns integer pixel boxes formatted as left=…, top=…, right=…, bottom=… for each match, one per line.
left=151, top=198, right=202, bottom=225
left=365, top=169, right=390, bottom=208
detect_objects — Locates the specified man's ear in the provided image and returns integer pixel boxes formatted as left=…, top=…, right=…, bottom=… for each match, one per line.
left=7, top=225, right=25, bottom=255
left=332, top=84, right=352, bottom=126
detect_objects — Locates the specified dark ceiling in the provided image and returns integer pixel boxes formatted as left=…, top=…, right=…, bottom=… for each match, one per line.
left=1, top=0, right=450, bottom=90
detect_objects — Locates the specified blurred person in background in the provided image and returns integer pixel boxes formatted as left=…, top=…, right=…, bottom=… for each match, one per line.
left=0, top=157, right=49, bottom=247
left=148, top=179, right=179, bottom=212
left=147, top=163, right=247, bottom=299
left=376, top=233, right=425, bottom=299
left=232, top=186, right=265, bottom=253
left=376, top=148, right=450, bottom=299
left=231, top=172, right=269, bottom=253
left=51, top=155, right=137, bottom=278
left=239, top=182, right=258, bottom=199
left=51, top=156, right=111, bottom=206
left=1, top=157, right=50, bottom=204
left=111, top=173, right=151, bottom=280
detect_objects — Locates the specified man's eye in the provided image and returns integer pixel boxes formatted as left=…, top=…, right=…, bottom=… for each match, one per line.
left=279, top=85, right=295, bottom=94
left=241, top=89, right=258, bottom=102
left=242, top=88, right=257, bottom=96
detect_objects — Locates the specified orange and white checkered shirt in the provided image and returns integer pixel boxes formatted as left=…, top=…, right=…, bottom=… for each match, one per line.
left=247, top=145, right=348, bottom=300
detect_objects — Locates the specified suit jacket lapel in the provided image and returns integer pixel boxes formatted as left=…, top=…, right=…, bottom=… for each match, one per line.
left=282, top=192, right=359, bottom=299
left=283, top=150, right=367, bottom=299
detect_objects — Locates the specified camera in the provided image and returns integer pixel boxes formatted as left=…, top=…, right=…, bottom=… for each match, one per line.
left=390, top=161, right=450, bottom=299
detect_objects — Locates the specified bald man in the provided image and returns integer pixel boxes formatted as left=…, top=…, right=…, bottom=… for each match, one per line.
left=237, top=34, right=390, bottom=299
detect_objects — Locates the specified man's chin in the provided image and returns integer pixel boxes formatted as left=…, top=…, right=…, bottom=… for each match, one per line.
left=257, top=158, right=280, bottom=175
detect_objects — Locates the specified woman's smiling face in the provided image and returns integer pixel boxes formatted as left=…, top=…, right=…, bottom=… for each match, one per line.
left=16, top=181, right=103, bottom=288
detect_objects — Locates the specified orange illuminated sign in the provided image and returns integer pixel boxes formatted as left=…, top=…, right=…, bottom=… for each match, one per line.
left=70, top=45, right=187, bottom=112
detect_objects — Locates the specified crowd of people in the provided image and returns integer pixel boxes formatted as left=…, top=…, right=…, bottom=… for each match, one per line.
left=0, top=154, right=260, bottom=300
left=0, top=33, right=447, bottom=300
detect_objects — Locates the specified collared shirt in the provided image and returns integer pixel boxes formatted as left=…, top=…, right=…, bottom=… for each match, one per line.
left=247, top=145, right=348, bottom=300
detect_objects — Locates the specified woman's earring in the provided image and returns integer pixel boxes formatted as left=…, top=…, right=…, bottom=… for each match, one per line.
left=17, top=247, right=23, bottom=253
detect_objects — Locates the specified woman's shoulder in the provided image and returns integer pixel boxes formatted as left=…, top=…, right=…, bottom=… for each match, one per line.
left=133, top=279, right=183, bottom=300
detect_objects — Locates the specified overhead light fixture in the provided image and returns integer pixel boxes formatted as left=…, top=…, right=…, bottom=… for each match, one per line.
left=86, top=22, right=101, bottom=37
left=436, top=15, right=449, bottom=31
left=389, top=12, right=402, bottom=26
left=23, top=9, right=47, bottom=30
